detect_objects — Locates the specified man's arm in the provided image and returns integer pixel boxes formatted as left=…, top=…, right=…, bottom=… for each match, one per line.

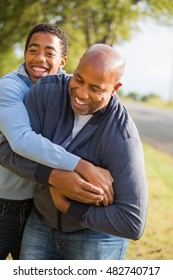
left=0, top=137, right=114, bottom=205
left=50, top=139, right=148, bottom=240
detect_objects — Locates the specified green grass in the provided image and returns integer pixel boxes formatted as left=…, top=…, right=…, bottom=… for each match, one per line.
left=126, top=143, right=173, bottom=260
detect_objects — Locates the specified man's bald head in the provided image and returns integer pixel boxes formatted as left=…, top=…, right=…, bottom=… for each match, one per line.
left=80, top=43, right=125, bottom=82
left=69, top=44, right=125, bottom=115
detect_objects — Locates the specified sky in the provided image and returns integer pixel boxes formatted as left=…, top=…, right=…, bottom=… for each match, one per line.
left=117, top=20, right=173, bottom=101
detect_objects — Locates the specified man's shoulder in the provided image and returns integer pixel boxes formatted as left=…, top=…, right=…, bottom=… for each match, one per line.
left=39, top=73, right=72, bottom=86
left=30, top=74, right=71, bottom=103
left=109, top=97, right=140, bottom=140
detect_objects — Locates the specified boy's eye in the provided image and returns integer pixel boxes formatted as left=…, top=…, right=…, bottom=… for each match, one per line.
left=28, top=49, right=37, bottom=53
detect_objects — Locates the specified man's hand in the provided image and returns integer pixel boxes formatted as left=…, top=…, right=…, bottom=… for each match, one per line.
left=49, top=159, right=115, bottom=207
left=75, top=159, right=114, bottom=206
left=49, top=169, right=105, bottom=206
left=49, top=186, right=71, bottom=213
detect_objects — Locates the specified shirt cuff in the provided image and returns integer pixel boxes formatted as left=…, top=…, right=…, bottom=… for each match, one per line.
left=34, top=164, right=53, bottom=185
left=67, top=201, right=90, bottom=221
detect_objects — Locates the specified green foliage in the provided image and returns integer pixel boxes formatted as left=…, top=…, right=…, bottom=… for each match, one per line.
left=140, top=93, right=160, bottom=101
left=126, top=91, right=140, bottom=100
left=144, top=0, right=173, bottom=24
left=0, top=48, right=23, bottom=77
left=0, top=0, right=173, bottom=76
left=125, top=92, right=162, bottom=102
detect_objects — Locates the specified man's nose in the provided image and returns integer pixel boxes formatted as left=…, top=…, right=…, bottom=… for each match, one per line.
left=77, top=85, right=89, bottom=99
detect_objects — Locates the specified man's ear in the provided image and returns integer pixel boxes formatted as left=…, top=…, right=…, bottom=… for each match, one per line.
left=111, top=82, right=123, bottom=96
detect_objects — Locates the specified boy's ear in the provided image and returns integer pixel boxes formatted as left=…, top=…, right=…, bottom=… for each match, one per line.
left=59, top=56, right=67, bottom=69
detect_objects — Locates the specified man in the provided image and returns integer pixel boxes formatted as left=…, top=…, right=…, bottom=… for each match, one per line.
left=0, top=44, right=148, bottom=260
left=0, top=24, right=113, bottom=260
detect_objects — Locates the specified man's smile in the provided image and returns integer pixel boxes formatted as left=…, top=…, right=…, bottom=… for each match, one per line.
left=75, top=97, right=86, bottom=106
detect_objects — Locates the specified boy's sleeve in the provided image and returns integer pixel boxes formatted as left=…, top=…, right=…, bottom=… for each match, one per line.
left=0, top=76, right=80, bottom=172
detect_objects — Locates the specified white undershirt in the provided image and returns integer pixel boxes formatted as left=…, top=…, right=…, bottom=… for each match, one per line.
left=62, top=114, right=92, bottom=148
left=72, top=114, right=92, bottom=138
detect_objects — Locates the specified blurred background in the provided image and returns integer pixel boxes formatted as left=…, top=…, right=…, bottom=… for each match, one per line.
left=0, top=0, right=173, bottom=259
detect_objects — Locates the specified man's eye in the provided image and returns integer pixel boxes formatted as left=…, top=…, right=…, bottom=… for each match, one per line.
left=76, top=78, right=83, bottom=84
left=47, top=52, right=56, bottom=57
left=93, top=88, right=99, bottom=92
left=92, top=88, right=102, bottom=93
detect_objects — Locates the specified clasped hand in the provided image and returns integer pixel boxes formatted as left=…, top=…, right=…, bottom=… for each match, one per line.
left=49, top=160, right=114, bottom=213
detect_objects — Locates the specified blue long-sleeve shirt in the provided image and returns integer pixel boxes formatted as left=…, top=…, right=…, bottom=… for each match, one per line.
left=0, top=74, right=148, bottom=239
left=0, top=64, right=80, bottom=199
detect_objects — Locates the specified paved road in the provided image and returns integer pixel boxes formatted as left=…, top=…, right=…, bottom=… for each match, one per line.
left=125, top=103, right=173, bottom=157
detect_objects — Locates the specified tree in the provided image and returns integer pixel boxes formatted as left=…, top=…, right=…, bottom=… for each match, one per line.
left=0, top=0, right=173, bottom=76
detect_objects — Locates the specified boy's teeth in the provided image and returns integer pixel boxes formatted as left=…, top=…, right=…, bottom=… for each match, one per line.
left=33, top=67, right=46, bottom=72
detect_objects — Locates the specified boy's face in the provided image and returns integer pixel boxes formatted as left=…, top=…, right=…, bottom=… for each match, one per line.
left=24, top=32, right=67, bottom=82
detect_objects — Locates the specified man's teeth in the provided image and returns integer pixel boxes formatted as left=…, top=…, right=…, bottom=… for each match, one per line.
left=75, top=97, right=86, bottom=105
